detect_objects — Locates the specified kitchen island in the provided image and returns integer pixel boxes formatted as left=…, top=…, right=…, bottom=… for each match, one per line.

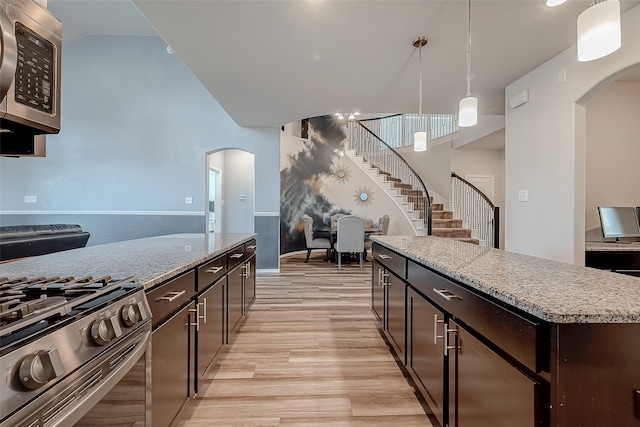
left=370, top=235, right=640, bottom=427
left=0, top=233, right=256, bottom=427
left=0, top=233, right=256, bottom=289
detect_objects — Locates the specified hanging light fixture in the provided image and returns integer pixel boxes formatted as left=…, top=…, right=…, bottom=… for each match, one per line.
left=413, top=36, right=428, bottom=152
left=545, top=0, right=567, bottom=7
left=458, top=0, right=477, bottom=128
left=577, top=0, right=621, bottom=62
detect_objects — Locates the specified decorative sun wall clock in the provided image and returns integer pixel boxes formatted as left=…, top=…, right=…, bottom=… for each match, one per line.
left=354, top=186, right=374, bottom=207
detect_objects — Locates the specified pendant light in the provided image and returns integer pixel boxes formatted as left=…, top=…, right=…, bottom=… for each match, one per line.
left=577, top=0, right=621, bottom=62
left=458, top=0, right=477, bottom=128
left=413, top=36, right=428, bottom=152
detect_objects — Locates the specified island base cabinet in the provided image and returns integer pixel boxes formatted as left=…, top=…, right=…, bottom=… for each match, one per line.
left=407, top=288, right=446, bottom=426
left=551, top=323, right=640, bottom=426
left=151, top=304, right=193, bottom=427
left=385, top=272, right=406, bottom=364
left=244, top=255, right=256, bottom=312
left=195, top=277, right=225, bottom=392
left=227, top=263, right=244, bottom=338
left=371, top=261, right=385, bottom=323
left=448, top=320, right=541, bottom=427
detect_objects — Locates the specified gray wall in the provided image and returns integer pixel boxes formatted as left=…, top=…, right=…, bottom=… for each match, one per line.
left=0, top=35, right=280, bottom=269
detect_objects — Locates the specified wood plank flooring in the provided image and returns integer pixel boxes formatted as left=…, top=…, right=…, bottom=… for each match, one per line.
left=174, top=252, right=432, bottom=426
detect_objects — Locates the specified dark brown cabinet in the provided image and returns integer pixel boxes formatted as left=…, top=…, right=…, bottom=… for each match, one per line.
left=385, top=270, right=406, bottom=363
left=447, top=319, right=540, bottom=427
left=227, top=262, right=244, bottom=337
left=407, top=287, right=446, bottom=426
left=371, top=260, right=385, bottom=323
left=244, top=254, right=256, bottom=312
left=373, top=243, right=547, bottom=427
left=195, top=276, right=225, bottom=391
left=146, top=238, right=257, bottom=425
left=151, top=304, right=193, bottom=427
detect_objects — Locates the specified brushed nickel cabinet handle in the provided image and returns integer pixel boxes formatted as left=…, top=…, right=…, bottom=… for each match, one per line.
left=157, top=290, right=185, bottom=302
left=247, top=245, right=256, bottom=250
left=444, top=326, right=458, bottom=356
left=199, top=298, right=207, bottom=324
left=188, top=304, right=200, bottom=331
left=433, top=314, right=444, bottom=345
left=378, top=254, right=391, bottom=260
left=433, top=288, right=461, bottom=301
left=230, top=253, right=243, bottom=259
left=206, top=266, right=224, bottom=274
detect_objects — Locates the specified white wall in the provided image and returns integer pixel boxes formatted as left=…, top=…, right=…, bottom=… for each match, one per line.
left=505, top=5, right=640, bottom=264
left=221, top=150, right=255, bottom=233
left=585, top=81, right=640, bottom=232
left=398, top=140, right=452, bottom=204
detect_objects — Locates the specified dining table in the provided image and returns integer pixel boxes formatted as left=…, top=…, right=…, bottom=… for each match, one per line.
left=313, top=225, right=380, bottom=262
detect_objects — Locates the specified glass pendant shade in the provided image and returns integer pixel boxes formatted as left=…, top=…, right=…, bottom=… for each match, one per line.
left=577, top=0, right=621, bottom=62
left=545, top=0, right=567, bottom=6
left=458, top=96, right=478, bottom=127
left=414, top=131, right=427, bottom=152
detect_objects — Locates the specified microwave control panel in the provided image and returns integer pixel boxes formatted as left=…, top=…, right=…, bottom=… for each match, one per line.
left=14, top=22, right=55, bottom=114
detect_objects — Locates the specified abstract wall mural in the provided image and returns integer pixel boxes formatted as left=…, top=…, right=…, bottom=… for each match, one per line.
left=280, top=115, right=352, bottom=254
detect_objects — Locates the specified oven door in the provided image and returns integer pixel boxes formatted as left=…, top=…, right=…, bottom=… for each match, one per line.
left=5, top=322, right=151, bottom=427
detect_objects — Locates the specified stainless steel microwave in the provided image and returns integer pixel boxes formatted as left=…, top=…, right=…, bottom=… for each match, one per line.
left=1, top=0, right=61, bottom=156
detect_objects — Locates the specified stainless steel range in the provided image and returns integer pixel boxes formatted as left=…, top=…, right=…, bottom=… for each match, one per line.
left=0, top=276, right=151, bottom=427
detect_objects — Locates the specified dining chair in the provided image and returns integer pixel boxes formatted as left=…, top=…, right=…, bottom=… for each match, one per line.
left=378, top=215, right=390, bottom=235
left=330, top=213, right=346, bottom=231
left=302, top=214, right=332, bottom=262
left=335, top=215, right=364, bottom=270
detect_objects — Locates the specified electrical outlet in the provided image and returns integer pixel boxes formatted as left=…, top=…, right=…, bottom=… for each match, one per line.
left=24, top=195, right=38, bottom=203
left=185, top=196, right=193, bottom=204
left=518, top=190, right=528, bottom=202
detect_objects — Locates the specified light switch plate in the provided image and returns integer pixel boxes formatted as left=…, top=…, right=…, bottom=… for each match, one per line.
left=24, top=195, right=37, bottom=203
left=518, top=190, right=528, bottom=202
left=185, top=196, right=193, bottom=204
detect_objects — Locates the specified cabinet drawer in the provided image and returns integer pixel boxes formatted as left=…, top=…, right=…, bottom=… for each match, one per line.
left=147, top=270, right=196, bottom=328
left=227, top=244, right=246, bottom=268
left=372, top=243, right=406, bottom=279
left=197, top=254, right=226, bottom=292
left=244, top=239, right=257, bottom=257
left=407, top=260, right=543, bottom=373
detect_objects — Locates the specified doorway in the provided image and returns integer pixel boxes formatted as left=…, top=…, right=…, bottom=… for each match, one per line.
left=206, top=149, right=255, bottom=234
left=208, top=167, right=221, bottom=233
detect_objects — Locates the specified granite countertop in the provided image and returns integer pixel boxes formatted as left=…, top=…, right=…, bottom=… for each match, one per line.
left=0, top=233, right=256, bottom=290
left=370, top=235, right=640, bottom=324
left=585, top=241, right=640, bottom=251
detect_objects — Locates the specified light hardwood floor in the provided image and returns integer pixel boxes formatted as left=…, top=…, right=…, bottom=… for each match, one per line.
left=174, top=252, right=433, bottom=426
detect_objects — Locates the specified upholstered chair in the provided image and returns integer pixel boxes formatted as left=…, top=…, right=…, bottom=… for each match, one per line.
left=379, top=215, right=390, bottom=235
left=335, top=215, right=365, bottom=270
left=302, top=214, right=331, bottom=262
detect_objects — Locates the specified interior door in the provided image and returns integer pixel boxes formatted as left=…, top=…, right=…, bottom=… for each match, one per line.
left=208, top=167, right=221, bottom=233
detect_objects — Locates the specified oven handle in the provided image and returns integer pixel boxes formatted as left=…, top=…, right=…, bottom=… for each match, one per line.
left=47, top=326, right=151, bottom=427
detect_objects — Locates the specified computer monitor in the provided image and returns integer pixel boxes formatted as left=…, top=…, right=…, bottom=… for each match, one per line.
left=597, top=206, right=640, bottom=241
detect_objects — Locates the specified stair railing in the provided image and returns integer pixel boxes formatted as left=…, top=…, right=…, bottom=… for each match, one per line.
left=450, top=172, right=499, bottom=248
left=347, top=117, right=432, bottom=235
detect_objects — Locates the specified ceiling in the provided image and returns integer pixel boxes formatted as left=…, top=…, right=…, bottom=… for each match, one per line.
left=48, top=0, right=640, bottom=130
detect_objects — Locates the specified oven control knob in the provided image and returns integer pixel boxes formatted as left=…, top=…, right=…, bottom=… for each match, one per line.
left=121, top=303, right=140, bottom=326
left=90, top=317, right=123, bottom=345
left=19, top=349, right=65, bottom=390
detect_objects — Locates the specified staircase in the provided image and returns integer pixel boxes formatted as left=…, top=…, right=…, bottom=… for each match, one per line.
left=431, top=201, right=479, bottom=244
left=347, top=117, right=489, bottom=246
left=360, top=159, right=479, bottom=245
